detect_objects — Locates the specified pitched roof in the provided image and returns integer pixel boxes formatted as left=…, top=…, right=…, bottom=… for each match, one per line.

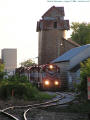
left=42, top=6, right=65, bottom=18
left=51, top=44, right=90, bottom=63
left=67, top=38, right=80, bottom=47
left=62, top=38, right=80, bottom=47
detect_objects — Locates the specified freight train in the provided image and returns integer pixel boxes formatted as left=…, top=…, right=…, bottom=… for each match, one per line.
left=16, top=64, right=61, bottom=90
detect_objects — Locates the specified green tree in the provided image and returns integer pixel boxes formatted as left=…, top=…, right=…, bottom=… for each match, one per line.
left=80, top=58, right=90, bottom=77
left=20, top=59, right=36, bottom=67
left=0, top=63, right=5, bottom=80
left=0, top=74, right=53, bottom=100
left=0, top=63, right=4, bottom=72
left=79, top=58, right=90, bottom=95
left=71, top=22, right=90, bottom=45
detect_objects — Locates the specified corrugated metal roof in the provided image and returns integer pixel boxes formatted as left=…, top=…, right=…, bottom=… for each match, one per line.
left=51, top=44, right=90, bottom=63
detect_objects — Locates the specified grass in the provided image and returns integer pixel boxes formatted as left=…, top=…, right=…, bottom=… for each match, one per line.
left=42, top=98, right=90, bottom=114
left=67, top=100, right=90, bottom=113
left=34, top=91, right=56, bottom=101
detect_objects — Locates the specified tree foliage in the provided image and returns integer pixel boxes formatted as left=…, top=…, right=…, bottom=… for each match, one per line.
left=0, top=63, right=5, bottom=80
left=0, top=74, right=38, bottom=100
left=0, top=63, right=4, bottom=72
left=0, top=74, right=53, bottom=100
left=71, top=22, right=90, bottom=45
left=79, top=58, right=90, bottom=95
left=20, top=59, right=36, bottom=67
left=80, top=58, right=90, bottom=77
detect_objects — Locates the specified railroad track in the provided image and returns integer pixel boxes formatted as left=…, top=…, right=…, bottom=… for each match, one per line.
left=0, top=92, right=76, bottom=120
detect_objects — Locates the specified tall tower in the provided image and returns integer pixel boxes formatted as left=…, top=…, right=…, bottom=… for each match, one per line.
left=37, top=6, right=69, bottom=65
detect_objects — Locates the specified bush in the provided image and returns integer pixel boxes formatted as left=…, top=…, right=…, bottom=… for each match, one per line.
left=0, top=72, right=6, bottom=80
left=77, top=58, right=90, bottom=96
left=7, top=74, right=28, bottom=83
left=0, top=82, right=38, bottom=100
left=0, top=74, right=53, bottom=101
left=80, top=58, right=90, bottom=77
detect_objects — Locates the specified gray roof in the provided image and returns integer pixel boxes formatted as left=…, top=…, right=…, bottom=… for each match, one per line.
left=51, top=44, right=90, bottom=63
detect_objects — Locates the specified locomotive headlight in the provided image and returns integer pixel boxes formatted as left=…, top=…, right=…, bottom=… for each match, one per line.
left=44, top=80, right=50, bottom=85
left=49, top=65, right=53, bottom=69
left=54, top=81, right=59, bottom=85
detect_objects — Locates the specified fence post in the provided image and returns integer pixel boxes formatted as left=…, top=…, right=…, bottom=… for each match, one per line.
left=87, top=77, right=90, bottom=100
left=12, top=89, right=14, bottom=97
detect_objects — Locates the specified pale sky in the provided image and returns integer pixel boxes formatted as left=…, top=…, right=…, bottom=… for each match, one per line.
left=0, top=0, right=90, bottom=66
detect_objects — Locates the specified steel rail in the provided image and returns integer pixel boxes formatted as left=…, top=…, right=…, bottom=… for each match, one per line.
left=0, top=92, right=63, bottom=120
left=24, top=92, right=76, bottom=120
left=0, top=92, right=75, bottom=120
left=23, top=92, right=65, bottom=120
left=0, top=110, right=19, bottom=120
left=2, top=92, right=62, bottom=111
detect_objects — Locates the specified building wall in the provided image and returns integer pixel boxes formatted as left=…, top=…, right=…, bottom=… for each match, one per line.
left=37, top=6, right=70, bottom=65
left=61, top=39, right=79, bottom=55
left=68, top=69, right=80, bottom=89
left=2, top=49, right=17, bottom=73
left=37, top=6, right=79, bottom=65
left=55, top=62, right=70, bottom=89
left=55, top=62, right=80, bottom=89
left=38, top=29, right=65, bottom=65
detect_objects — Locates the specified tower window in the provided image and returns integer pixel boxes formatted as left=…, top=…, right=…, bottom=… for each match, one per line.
left=54, top=22, right=57, bottom=28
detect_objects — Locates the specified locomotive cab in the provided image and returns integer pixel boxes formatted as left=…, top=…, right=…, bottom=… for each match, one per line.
left=40, top=64, right=61, bottom=90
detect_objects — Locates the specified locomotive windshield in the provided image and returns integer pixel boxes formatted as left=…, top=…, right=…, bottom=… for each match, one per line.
left=42, top=64, right=60, bottom=77
left=43, top=64, right=59, bottom=73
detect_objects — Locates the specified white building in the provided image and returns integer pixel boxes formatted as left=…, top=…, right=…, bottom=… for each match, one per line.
left=2, top=49, right=17, bottom=74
